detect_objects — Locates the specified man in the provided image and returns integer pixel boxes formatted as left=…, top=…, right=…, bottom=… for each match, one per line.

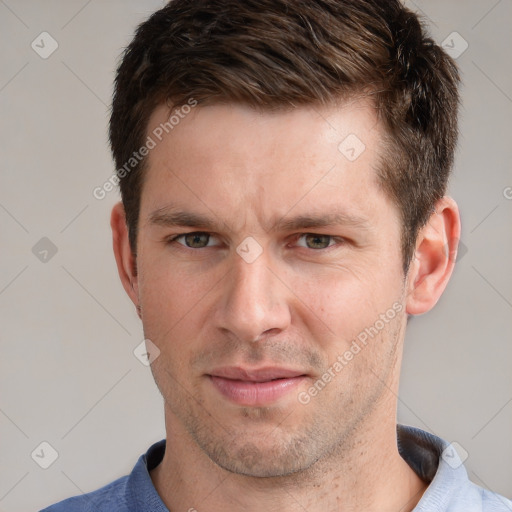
left=42, top=0, right=511, bottom=510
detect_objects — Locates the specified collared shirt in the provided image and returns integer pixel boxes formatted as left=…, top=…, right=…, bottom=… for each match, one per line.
left=40, top=425, right=512, bottom=511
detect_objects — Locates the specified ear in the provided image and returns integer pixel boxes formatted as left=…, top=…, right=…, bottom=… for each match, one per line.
left=405, top=196, right=461, bottom=316
left=111, top=202, right=141, bottom=319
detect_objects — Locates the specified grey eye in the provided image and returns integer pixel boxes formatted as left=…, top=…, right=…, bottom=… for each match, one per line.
left=303, top=234, right=333, bottom=249
left=183, top=232, right=210, bottom=248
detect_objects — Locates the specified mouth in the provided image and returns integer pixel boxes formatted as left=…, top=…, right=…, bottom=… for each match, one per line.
left=207, top=366, right=308, bottom=406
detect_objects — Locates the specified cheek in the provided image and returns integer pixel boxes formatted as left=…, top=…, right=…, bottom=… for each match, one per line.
left=137, top=256, right=212, bottom=342
left=291, top=264, right=398, bottom=343
left=139, top=246, right=217, bottom=303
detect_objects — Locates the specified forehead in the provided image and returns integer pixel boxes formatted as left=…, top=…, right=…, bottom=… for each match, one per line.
left=141, top=100, right=394, bottom=231
left=145, top=99, right=380, bottom=163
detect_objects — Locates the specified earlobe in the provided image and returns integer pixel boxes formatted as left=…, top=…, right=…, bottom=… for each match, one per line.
left=405, top=196, right=461, bottom=316
left=111, top=202, right=140, bottom=316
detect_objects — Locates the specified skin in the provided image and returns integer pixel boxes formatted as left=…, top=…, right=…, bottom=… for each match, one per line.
left=111, top=99, right=460, bottom=512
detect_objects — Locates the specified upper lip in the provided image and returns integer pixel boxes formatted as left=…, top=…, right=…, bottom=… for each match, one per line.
left=209, top=366, right=306, bottom=382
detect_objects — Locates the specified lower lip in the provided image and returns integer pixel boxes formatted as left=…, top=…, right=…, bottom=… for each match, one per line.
left=209, top=375, right=306, bottom=406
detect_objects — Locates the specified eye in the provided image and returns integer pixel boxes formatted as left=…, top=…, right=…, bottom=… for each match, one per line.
left=296, top=234, right=337, bottom=250
left=172, top=232, right=217, bottom=249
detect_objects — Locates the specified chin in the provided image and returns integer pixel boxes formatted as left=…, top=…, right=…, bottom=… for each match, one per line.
left=196, top=428, right=324, bottom=478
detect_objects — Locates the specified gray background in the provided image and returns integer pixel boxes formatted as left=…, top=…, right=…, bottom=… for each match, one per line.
left=0, top=1, right=511, bottom=510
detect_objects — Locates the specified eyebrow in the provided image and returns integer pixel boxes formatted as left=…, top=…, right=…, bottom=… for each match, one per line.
left=149, top=209, right=219, bottom=230
left=148, top=207, right=371, bottom=233
left=270, top=212, right=371, bottom=232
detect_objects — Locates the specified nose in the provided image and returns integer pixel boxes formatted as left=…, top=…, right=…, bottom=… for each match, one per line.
left=214, top=250, right=292, bottom=343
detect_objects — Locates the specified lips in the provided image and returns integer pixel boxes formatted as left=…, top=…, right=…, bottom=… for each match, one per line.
left=208, top=367, right=307, bottom=406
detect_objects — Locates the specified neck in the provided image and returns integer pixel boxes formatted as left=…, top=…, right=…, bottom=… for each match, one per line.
left=151, top=407, right=427, bottom=512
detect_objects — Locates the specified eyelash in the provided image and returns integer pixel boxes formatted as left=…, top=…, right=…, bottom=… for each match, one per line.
left=166, top=232, right=346, bottom=251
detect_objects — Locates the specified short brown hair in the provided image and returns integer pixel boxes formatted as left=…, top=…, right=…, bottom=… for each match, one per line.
left=109, top=0, right=460, bottom=272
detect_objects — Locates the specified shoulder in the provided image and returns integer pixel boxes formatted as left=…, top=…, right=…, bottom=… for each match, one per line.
left=460, top=481, right=512, bottom=512
left=417, top=455, right=512, bottom=512
left=441, top=479, right=512, bottom=511
left=39, top=475, right=131, bottom=512
left=39, top=439, right=167, bottom=512
left=397, top=426, right=512, bottom=512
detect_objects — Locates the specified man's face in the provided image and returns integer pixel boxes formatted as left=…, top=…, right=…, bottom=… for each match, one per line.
left=135, top=100, right=408, bottom=477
